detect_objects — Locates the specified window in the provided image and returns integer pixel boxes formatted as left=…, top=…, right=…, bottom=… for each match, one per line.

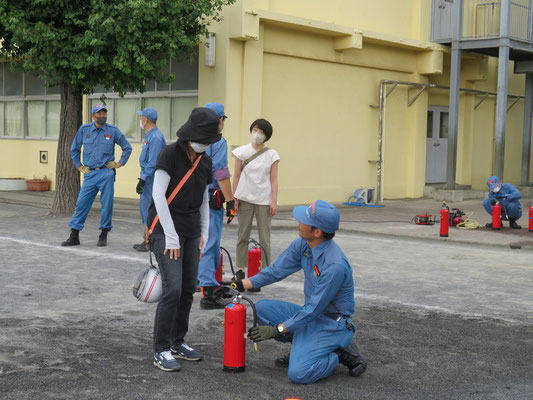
left=88, top=56, right=198, bottom=142
left=1, top=53, right=198, bottom=140
left=0, top=63, right=61, bottom=138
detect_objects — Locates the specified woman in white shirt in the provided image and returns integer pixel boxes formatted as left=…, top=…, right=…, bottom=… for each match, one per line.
left=232, top=119, right=280, bottom=278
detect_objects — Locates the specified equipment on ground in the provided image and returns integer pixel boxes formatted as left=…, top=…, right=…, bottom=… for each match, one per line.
left=342, top=187, right=385, bottom=208
left=133, top=251, right=162, bottom=303
left=440, top=202, right=449, bottom=238
left=448, top=208, right=465, bottom=226
left=412, top=213, right=435, bottom=225
left=492, top=201, right=502, bottom=230
left=223, top=287, right=258, bottom=373
left=247, top=239, right=268, bottom=292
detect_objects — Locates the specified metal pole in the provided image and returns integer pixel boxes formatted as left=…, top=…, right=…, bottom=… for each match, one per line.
left=446, top=0, right=463, bottom=190
left=494, top=0, right=512, bottom=179
left=377, top=81, right=384, bottom=202
left=521, top=73, right=533, bottom=186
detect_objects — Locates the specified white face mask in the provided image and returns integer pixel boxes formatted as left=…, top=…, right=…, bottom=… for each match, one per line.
left=139, top=120, right=145, bottom=130
left=251, top=131, right=266, bottom=145
left=492, top=186, right=501, bottom=193
left=190, top=142, right=210, bottom=153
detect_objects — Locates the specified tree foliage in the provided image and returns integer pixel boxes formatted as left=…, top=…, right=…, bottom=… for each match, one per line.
left=0, top=0, right=232, bottom=94
left=0, top=0, right=234, bottom=214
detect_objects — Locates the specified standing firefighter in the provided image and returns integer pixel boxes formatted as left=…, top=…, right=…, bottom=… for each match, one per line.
left=62, top=103, right=132, bottom=247
left=133, top=107, right=166, bottom=252
left=233, top=200, right=367, bottom=384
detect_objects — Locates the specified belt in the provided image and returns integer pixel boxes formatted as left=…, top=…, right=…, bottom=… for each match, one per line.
left=324, top=313, right=351, bottom=321
left=89, top=166, right=107, bottom=170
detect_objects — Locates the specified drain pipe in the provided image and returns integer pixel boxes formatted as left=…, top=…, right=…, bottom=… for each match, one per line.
left=376, top=80, right=524, bottom=203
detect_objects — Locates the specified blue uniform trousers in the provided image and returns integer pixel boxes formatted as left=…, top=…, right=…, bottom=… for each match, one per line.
left=139, top=175, right=154, bottom=226
left=483, top=199, right=522, bottom=221
left=69, top=168, right=115, bottom=231
left=256, top=299, right=354, bottom=385
left=198, top=206, right=224, bottom=287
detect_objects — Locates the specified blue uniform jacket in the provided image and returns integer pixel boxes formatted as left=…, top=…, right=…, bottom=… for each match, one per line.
left=488, top=183, right=522, bottom=209
left=71, top=122, right=132, bottom=169
left=205, top=137, right=231, bottom=190
left=250, top=238, right=355, bottom=332
left=139, top=127, right=166, bottom=181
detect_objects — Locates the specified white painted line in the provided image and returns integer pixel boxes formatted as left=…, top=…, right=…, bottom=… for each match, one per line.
left=0, top=236, right=146, bottom=264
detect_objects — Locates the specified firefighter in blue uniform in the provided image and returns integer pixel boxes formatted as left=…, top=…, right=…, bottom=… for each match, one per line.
left=233, top=200, right=367, bottom=384
left=133, top=107, right=166, bottom=252
left=62, top=104, right=132, bottom=247
left=483, top=175, right=522, bottom=229
left=198, top=102, right=236, bottom=309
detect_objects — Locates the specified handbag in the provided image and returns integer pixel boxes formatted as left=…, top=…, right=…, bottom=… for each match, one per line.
left=132, top=251, right=162, bottom=303
left=209, top=188, right=225, bottom=210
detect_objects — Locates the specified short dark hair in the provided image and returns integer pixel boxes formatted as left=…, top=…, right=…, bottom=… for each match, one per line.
left=311, top=226, right=335, bottom=240
left=249, top=118, right=273, bottom=142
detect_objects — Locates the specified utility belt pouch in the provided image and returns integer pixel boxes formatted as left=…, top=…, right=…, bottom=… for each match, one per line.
left=209, top=188, right=225, bottom=210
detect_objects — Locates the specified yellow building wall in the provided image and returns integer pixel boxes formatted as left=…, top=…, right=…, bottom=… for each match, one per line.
left=2, top=0, right=531, bottom=203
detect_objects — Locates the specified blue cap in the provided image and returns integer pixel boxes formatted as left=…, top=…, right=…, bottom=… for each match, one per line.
left=204, top=102, right=227, bottom=118
left=136, top=107, right=158, bottom=121
left=293, top=200, right=340, bottom=234
left=487, top=176, right=500, bottom=190
left=91, top=103, right=108, bottom=114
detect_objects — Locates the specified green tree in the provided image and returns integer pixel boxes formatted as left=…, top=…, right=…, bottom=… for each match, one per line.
left=0, top=0, right=232, bottom=213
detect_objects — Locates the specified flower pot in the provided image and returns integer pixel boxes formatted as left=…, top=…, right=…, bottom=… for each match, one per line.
left=25, top=179, right=51, bottom=192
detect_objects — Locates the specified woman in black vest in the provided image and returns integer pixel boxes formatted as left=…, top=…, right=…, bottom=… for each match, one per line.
left=147, top=107, right=221, bottom=371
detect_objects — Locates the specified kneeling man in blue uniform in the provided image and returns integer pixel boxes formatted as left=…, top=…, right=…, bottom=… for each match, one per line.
left=233, top=200, right=367, bottom=384
left=483, top=176, right=522, bottom=229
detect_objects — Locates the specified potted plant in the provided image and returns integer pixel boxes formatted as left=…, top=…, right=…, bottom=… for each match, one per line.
left=25, top=176, right=51, bottom=192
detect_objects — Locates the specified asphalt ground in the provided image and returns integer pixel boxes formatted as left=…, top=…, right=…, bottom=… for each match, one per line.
left=0, top=198, right=532, bottom=399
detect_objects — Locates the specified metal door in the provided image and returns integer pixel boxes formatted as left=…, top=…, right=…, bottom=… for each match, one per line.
left=425, top=106, right=449, bottom=183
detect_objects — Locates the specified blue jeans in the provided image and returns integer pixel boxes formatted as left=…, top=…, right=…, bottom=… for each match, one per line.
left=139, top=175, right=154, bottom=226
left=198, top=206, right=224, bottom=287
left=69, top=168, right=115, bottom=231
left=256, top=299, right=354, bottom=384
left=152, top=234, right=200, bottom=352
left=483, top=199, right=522, bottom=221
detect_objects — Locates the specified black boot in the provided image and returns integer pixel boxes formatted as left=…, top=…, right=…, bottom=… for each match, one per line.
left=200, top=287, right=231, bottom=310
left=97, top=228, right=110, bottom=247
left=132, top=242, right=148, bottom=252
left=274, top=353, right=290, bottom=368
left=61, top=229, right=80, bottom=246
left=335, top=339, right=367, bottom=377
left=509, top=219, right=522, bottom=229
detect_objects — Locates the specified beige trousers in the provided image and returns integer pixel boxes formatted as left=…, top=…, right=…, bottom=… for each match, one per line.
left=236, top=200, right=272, bottom=270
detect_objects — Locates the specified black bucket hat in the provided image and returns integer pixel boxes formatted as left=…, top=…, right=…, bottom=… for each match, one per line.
left=176, top=107, right=221, bottom=144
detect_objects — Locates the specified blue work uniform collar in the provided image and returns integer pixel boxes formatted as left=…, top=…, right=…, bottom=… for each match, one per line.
left=309, top=239, right=330, bottom=261
left=91, top=122, right=106, bottom=132
left=145, top=126, right=158, bottom=140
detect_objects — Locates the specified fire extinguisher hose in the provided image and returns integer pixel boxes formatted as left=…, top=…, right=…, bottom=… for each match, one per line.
left=239, top=295, right=259, bottom=351
left=220, top=246, right=236, bottom=276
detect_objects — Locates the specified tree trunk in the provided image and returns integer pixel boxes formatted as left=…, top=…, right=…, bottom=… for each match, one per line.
left=50, top=82, right=83, bottom=214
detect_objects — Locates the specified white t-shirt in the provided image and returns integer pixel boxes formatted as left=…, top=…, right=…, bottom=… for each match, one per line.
left=232, top=144, right=280, bottom=205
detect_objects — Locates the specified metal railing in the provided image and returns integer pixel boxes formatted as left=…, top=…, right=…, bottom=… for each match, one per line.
left=462, top=0, right=533, bottom=42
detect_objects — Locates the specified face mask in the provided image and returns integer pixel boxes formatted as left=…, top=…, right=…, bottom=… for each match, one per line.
left=251, top=131, right=265, bottom=145
left=96, top=116, right=107, bottom=125
left=492, top=186, right=501, bottom=193
left=139, top=120, right=145, bottom=130
left=190, top=142, right=210, bottom=153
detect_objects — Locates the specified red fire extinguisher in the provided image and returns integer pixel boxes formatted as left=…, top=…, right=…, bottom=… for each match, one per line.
left=215, top=253, right=223, bottom=284
left=247, top=244, right=262, bottom=278
left=440, top=202, right=449, bottom=238
left=529, top=204, right=533, bottom=232
left=492, top=201, right=502, bottom=230
left=223, top=291, right=258, bottom=373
